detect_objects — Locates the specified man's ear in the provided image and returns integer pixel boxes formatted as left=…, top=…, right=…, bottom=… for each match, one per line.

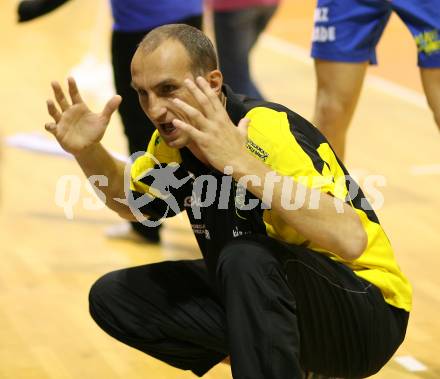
left=205, top=69, right=223, bottom=95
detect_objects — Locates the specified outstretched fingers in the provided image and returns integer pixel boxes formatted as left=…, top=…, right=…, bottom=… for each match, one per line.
left=195, top=76, right=222, bottom=110
left=51, top=80, right=70, bottom=111
left=172, top=97, right=208, bottom=129
left=172, top=118, right=204, bottom=143
left=183, top=78, right=215, bottom=116
left=46, top=99, right=61, bottom=123
left=67, top=77, right=84, bottom=104
left=44, top=122, right=57, bottom=136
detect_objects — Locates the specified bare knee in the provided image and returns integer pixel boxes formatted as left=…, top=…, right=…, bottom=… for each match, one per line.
left=313, top=60, right=367, bottom=132
left=314, top=92, right=354, bottom=130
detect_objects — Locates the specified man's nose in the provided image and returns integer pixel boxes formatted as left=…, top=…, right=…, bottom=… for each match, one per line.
left=147, top=97, right=167, bottom=120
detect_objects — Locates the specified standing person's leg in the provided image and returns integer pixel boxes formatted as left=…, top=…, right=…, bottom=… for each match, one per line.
left=215, top=236, right=408, bottom=378
left=251, top=5, right=278, bottom=96
left=391, top=0, right=440, bottom=132
left=421, top=68, right=440, bottom=130
left=312, top=61, right=368, bottom=160
left=214, top=6, right=277, bottom=99
left=89, top=259, right=228, bottom=377
left=111, top=30, right=152, bottom=156
left=214, top=9, right=258, bottom=98
left=311, top=0, right=392, bottom=161
left=110, top=15, right=202, bottom=242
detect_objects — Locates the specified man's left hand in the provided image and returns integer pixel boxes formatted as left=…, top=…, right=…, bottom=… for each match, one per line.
left=171, top=77, right=250, bottom=173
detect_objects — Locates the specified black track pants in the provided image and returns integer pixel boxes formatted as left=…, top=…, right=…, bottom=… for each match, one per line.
left=89, top=236, right=408, bottom=378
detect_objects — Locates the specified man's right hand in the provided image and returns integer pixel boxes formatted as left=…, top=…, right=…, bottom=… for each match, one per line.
left=45, top=77, right=121, bottom=156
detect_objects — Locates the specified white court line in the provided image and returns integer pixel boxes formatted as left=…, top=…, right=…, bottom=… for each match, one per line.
left=410, top=164, right=440, bottom=175
left=394, top=355, right=428, bottom=372
left=5, top=132, right=128, bottom=162
left=261, top=34, right=429, bottom=110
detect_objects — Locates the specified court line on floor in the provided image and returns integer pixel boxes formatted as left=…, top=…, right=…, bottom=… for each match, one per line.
left=394, top=355, right=428, bottom=372
left=409, top=164, right=440, bottom=175
left=5, top=132, right=128, bottom=162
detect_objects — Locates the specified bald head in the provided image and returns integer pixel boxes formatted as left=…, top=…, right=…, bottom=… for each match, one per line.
left=137, top=24, right=218, bottom=77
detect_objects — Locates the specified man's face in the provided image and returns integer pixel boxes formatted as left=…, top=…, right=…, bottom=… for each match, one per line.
left=130, top=39, right=205, bottom=149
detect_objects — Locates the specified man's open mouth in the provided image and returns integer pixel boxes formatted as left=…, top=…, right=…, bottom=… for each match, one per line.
left=160, top=122, right=176, bottom=135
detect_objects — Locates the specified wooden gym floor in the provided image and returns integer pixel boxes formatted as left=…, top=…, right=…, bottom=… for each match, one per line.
left=0, top=0, right=439, bottom=378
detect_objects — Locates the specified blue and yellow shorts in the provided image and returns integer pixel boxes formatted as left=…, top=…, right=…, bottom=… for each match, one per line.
left=311, top=0, right=440, bottom=67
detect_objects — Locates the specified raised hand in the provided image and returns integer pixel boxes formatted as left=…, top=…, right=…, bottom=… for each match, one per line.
left=171, top=77, right=250, bottom=172
left=45, top=77, right=121, bottom=156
